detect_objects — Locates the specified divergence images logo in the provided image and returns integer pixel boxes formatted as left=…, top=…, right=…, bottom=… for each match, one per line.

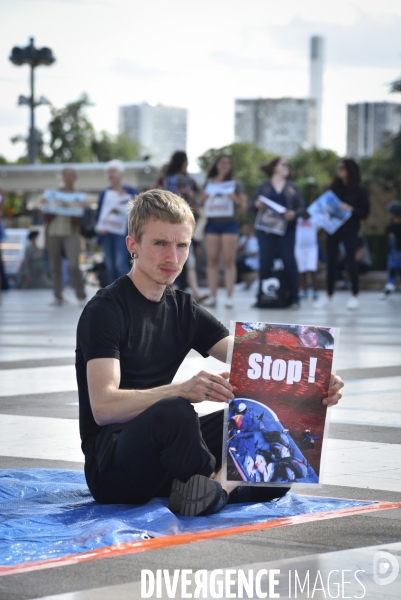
left=373, top=550, right=400, bottom=586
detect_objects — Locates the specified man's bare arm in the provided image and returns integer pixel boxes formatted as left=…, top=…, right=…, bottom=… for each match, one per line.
left=87, top=357, right=234, bottom=426
left=207, top=336, right=231, bottom=363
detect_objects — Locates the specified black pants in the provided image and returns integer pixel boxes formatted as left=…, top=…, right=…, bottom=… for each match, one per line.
left=326, top=229, right=359, bottom=296
left=85, top=397, right=224, bottom=504
left=257, top=229, right=299, bottom=303
left=85, top=397, right=289, bottom=505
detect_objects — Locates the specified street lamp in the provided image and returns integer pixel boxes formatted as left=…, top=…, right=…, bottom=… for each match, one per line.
left=9, top=37, right=55, bottom=164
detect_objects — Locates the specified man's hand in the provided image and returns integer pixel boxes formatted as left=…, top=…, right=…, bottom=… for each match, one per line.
left=179, top=370, right=234, bottom=404
left=322, top=373, right=344, bottom=406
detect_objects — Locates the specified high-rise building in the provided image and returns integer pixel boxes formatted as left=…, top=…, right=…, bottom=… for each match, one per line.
left=119, top=102, right=187, bottom=165
left=235, top=97, right=316, bottom=157
left=347, top=102, right=401, bottom=158
left=309, top=36, right=324, bottom=148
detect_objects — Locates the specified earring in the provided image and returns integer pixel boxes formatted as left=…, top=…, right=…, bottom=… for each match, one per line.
left=131, top=252, right=137, bottom=259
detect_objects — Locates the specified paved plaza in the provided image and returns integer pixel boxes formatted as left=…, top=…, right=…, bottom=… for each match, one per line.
left=0, top=285, right=400, bottom=599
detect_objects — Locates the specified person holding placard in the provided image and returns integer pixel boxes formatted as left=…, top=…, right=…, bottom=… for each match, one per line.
left=201, top=154, right=246, bottom=308
left=250, top=157, right=305, bottom=309
left=313, top=159, right=369, bottom=311
left=76, top=188, right=344, bottom=515
left=95, top=160, right=137, bottom=285
left=44, top=168, right=87, bottom=306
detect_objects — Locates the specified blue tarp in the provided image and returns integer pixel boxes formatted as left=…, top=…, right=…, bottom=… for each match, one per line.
left=0, top=469, right=374, bottom=567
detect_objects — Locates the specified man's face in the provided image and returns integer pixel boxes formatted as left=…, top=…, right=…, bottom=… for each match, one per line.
left=128, top=219, right=192, bottom=288
left=62, top=169, right=76, bottom=187
left=107, top=168, right=122, bottom=186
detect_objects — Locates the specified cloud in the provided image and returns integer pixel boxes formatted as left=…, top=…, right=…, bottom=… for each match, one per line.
left=209, top=51, right=301, bottom=72
left=110, top=59, right=165, bottom=80
left=265, top=14, right=401, bottom=69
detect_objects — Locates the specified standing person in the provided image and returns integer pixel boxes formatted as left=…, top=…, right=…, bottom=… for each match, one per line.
left=250, top=157, right=305, bottom=309
left=155, top=151, right=207, bottom=303
left=17, top=231, right=52, bottom=289
left=75, top=188, right=344, bottom=515
left=380, top=201, right=401, bottom=298
left=295, top=210, right=319, bottom=300
left=45, top=168, right=86, bottom=306
left=95, top=160, right=137, bottom=285
left=201, top=154, right=246, bottom=308
left=314, top=159, right=369, bottom=310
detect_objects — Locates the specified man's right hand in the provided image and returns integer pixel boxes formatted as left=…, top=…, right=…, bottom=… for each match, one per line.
left=179, top=370, right=234, bottom=404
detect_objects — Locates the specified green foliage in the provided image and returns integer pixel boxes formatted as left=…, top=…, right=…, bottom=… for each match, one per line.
left=361, top=130, right=401, bottom=191
left=9, top=93, right=142, bottom=165
left=363, top=232, right=387, bottom=270
left=92, top=131, right=141, bottom=162
left=3, top=192, right=23, bottom=216
left=47, top=93, right=95, bottom=163
left=290, top=148, right=340, bottom=203
left=197, top=142, right=274, bottom=197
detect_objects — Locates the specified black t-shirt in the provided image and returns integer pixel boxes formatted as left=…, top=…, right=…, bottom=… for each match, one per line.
left=331, top=184, right=370, bottom=232
left=75, top=276, right=229, bottom=454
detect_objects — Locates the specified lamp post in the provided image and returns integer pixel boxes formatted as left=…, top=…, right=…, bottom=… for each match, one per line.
left=9, top=37, right=55, bottom=164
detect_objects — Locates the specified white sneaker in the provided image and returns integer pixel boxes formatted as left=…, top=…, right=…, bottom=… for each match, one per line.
left=346, top=296, right=359, bottom=310
left=313, top=296, right=332, bottom=309
left=225, top=299, right=234, bottom=308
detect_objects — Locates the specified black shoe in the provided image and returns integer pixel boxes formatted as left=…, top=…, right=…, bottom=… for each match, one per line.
left=169, top=474, right=228, bottom=517
left=228, top=485, right=290, bottom=504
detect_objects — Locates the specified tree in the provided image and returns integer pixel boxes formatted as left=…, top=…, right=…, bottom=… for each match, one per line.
left=91, top=131, right=141, bottom=162
left=47, top=93, right=95, bottom=163
left=197, top=142, right=274, bottom=198
left=290, top=148, right=340, bottom=203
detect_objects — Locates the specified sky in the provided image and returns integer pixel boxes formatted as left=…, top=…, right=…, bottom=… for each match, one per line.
left=1, top=0, right=401, bottom=171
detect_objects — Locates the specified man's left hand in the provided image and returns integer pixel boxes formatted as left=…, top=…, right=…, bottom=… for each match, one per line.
left=322, top=373, right=344, bottom=406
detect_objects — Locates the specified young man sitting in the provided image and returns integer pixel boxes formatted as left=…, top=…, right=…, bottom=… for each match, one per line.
left=76, top=189, right=343, bottom=516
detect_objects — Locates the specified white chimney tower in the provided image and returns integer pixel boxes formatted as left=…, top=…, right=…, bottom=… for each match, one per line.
left=309, top=36, right=324, bottom=148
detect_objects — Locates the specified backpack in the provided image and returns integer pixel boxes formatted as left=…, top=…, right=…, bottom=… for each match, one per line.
left=256, top=259, right=292, bottom=308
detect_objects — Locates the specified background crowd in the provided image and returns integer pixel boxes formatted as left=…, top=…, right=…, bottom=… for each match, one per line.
left=1, top=151, right=401, bottom=312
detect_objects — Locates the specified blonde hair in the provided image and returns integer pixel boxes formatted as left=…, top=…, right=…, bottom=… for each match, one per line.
left=128, top=189, right=195, bottom=241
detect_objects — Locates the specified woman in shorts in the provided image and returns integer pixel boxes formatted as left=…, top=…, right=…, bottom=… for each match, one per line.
left=201, top=154, right=246, bottom=308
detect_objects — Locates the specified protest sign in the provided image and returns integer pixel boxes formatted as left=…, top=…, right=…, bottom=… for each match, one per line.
left=254, top=196, right=288, bottom=236
left=307, top=190, right=351, bottom=235
left=223, top=321, right=338, bottom=487
left=203, top=180, right=237, bottom=218
left=42, top=190, right=86, bottom=217
left=95, top=190, right=132, bottom=236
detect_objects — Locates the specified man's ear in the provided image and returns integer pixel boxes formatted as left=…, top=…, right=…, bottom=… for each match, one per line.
left=126, top=235, right=138, bottom=255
